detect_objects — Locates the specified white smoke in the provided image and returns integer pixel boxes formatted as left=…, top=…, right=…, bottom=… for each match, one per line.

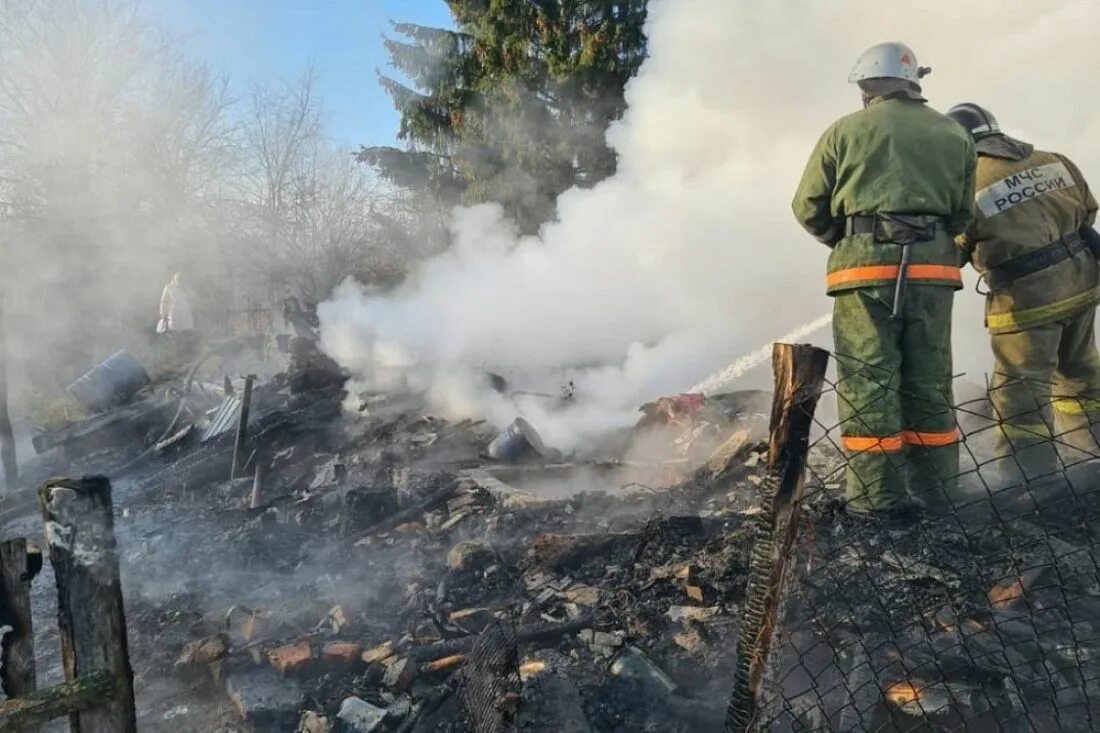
left=319, top=0, right=1100, bottom=452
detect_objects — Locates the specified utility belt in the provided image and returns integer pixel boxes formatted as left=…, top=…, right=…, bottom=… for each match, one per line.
left=844, top=213, right=948, bottom=319
left=983, top=228, right=1100, bottom=291
left=844, top=213, right=946, bottom=244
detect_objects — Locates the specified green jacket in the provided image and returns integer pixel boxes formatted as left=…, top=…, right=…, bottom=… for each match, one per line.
left=957, top=138, right=1099, bottom=334
left=792, top=97, right=977, bottom=295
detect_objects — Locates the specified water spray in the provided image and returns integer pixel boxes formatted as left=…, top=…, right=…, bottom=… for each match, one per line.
left=688, top=313, right=832, bottom=396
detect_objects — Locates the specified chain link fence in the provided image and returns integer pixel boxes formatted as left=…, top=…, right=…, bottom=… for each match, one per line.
left=727, top=345, right=1100, bottom=732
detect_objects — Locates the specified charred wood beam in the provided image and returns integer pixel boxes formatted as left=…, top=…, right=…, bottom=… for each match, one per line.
left=0, top=670, right=114, bottom=732
left=355, top=483, right=459, bottom=540
left=395, top=676, right=458, bottom=733
left=0, top=539, right=37, bottom=701
left=38, top=477, right=137, bottom=733
left=231, top=374, right=256, bottom=480
left=725, top=343, right=829, bottom=733
left=31, top=397, right=176, bottom=455
left=409, top=615, right=593, bottom=663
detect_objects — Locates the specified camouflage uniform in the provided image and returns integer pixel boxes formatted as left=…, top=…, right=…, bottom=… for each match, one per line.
left=793, top=95, right=976, bottom=512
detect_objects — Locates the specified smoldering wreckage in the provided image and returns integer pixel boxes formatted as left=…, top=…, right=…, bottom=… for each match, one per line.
left=4, top=308, right=1100, bottom=733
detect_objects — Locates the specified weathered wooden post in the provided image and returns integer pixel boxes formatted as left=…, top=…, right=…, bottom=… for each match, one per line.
left=0, top=295, right=17, bottom=489
left=231, top=374, right=256, bottom=480
left=0, top=539, right=39, bottom=700
left=726, top=343, right=829, bottom=732
left=38, top=476, right=136, bottom=733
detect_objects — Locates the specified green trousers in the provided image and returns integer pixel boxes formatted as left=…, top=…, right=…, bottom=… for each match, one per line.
left=990, top=306, right=1100, bottom=478
left=833, top=286, right=959, bottom=512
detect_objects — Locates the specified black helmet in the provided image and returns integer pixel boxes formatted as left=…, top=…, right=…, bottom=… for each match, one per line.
left=946, top=103, right=1001, bottom=141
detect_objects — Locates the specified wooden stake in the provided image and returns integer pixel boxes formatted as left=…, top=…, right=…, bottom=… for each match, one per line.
left=0, top=295, right=17, bottom=489
left=0, top=539, right=36, bottom=701
left=231, top=374, right=256, bottom=480
left=38, top=477, right=136, bottom=733
left=726, top=343, right=828, bottom=733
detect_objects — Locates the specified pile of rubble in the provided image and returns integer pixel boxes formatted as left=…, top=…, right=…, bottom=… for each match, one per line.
left=22, top=329, right=1100, bottom=732
left=136, top=379, right=774, bottom=733
left=13, top=328, right=783, bottom=731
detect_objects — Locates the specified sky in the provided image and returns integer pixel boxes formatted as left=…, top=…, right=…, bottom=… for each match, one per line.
left=146, top=0, right=454, bottom=148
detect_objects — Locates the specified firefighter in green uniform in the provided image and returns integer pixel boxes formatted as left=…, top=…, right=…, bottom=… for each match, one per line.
left=947, top=103, right=1100, bottom=487
left=792, top=43, right=977, bottom=519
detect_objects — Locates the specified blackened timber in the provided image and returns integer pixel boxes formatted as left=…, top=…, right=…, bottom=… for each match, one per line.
left=409, top=615, right=593, bottom=662
left=38, top=477, right=137, bottom=733
left=725, top=343, right=829, bottom=733
left=0, top=539, right=36, bottom=700
left=231, top=374, right=256, bottom=480
left=355, top=482, right=459, bottom=540
left=0, top=670, right=114, bottom=732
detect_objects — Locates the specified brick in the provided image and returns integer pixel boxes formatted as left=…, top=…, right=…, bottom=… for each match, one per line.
left=268, top=640, right=314, bottom=676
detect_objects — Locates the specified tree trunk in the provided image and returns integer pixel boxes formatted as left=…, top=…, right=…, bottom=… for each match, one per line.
left=0, top=296, right=17, bottom=490
left=38, top=477, right=136, bottom=733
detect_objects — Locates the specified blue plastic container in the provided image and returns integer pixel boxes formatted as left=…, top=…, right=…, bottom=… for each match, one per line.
left=66, top=350, right=150, bottom=412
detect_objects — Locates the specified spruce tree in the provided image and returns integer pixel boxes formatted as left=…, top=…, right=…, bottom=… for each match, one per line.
left=359, top=2, right=648, bottom=233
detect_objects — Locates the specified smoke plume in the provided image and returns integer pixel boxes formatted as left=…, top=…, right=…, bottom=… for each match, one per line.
left=319, top=0, right=1100, bottom=452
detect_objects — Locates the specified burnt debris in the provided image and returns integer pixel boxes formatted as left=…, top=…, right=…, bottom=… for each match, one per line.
left=8, top=343, right=1100, bottom=733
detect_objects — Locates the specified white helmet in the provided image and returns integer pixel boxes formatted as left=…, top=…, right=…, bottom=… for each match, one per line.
left=848, top=42, right=931, bottom=84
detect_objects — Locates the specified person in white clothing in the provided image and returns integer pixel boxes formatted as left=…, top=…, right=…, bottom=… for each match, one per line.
left=156, top=272, right=199, bottom=365
left=157, top=272, right=195, bottom=333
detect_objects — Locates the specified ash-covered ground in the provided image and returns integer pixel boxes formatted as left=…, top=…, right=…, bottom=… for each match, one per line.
left=9, top=355, right=1100, bottom=733
left=2, top=366, right=776, bottom=733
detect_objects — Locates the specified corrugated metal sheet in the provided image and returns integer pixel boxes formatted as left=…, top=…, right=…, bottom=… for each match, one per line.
left=201, top=395, right=242, bottom=443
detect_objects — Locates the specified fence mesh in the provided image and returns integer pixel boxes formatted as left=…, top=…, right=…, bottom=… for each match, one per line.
left=459, top=618, right=521, bottom=733
left=729, top=349, right=1100, bottom=732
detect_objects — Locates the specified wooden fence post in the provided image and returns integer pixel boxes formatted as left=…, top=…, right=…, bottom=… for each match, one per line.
left=726, top=343, right=829, bottom=732
left=38, top=476, right=136, bottom=733
left=231, top=374, right=256, bottom=480
left=0, top=539, right=39, bottom=700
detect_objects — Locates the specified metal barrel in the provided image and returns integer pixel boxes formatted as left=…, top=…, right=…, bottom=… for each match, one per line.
left=66, top=350, right=150, bottom=412
left=487, top=417, right=547, bottom=461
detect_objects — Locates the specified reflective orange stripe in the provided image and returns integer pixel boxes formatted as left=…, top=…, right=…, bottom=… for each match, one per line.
left=908, top=265, right=963, bottom=282
left=903, top=429, right=961, bottom=447
left=842, top=435, right=905, bottom=453
left=826, top=264, right=962, bottom=289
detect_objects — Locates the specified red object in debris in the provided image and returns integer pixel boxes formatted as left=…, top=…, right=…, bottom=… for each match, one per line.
left=321, top=642, right=363, bottom=666
left=268, top=640, right=314, bottom=676
left=665, top=393, right=705, bottom=428
left=987, top=566, right=1052, bottom=612
left=643, top=393, right=706, bottom=428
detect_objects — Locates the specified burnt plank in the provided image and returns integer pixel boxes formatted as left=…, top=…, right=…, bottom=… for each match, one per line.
left=231, top=374, right=256, bottom=479
left=0, top=670, right=114, bottom=731
left=0, top=539, right=36, bottom=700
left=726, top=343, right=829, bottom=732
left=39, top=476, right=136, bottom=733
